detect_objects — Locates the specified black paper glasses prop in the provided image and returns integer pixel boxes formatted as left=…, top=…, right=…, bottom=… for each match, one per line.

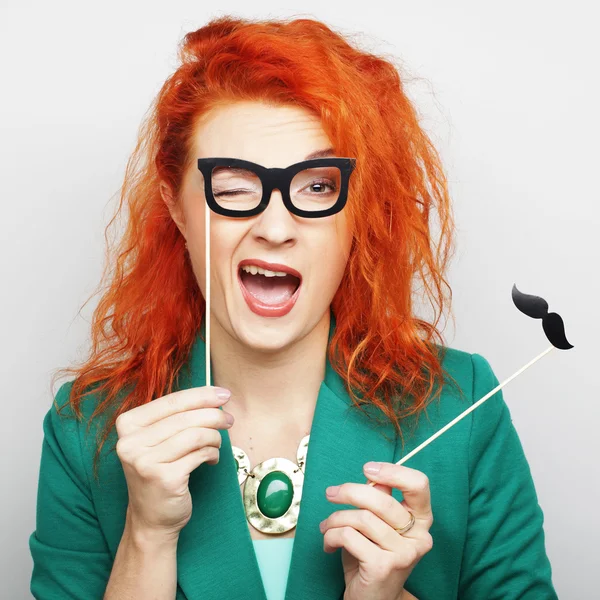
left=197, top=157, right=357, bottom=219
left=366, top=284, right=574, bottom=486
left=200, top=156, right=357, bottom=387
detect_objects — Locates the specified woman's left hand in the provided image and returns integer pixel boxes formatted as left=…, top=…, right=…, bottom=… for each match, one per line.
left=320, top=462, right=433, bottom=600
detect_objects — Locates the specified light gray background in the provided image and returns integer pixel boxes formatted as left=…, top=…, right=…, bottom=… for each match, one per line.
left=2, top=1, right=598, bottom=598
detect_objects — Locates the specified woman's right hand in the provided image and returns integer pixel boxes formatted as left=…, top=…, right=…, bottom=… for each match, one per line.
left=115, top=386, right=234, bottom=541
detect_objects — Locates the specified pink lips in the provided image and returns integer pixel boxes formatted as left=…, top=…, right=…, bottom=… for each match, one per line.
left=237, top=266, right=302, bottom=318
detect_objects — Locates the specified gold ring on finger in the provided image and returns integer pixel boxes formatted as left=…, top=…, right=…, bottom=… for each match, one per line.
left=394, top=511, right=416, bottom=535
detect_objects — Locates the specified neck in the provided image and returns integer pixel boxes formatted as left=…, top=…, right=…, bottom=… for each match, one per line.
left=208, top=310, right=331, bottom=423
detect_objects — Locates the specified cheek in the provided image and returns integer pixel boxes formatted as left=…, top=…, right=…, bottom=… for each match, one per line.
left=314, top=235, right=352, bottom=292
left=331, top=216, right=353, bottom=269
left=185, top=225, right=232, bottom=294
left=187, top=216, right=240, bottom=261
left=209, top=222, right=242, bottom=259
left=329, top=250, right=350, bottom=286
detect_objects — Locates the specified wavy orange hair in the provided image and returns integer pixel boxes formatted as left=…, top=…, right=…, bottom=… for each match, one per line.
left=52, top=15, right=458, bottom=476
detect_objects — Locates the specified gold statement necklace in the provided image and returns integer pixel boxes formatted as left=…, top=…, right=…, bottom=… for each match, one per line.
left=232, top=435, right=310, bottom=535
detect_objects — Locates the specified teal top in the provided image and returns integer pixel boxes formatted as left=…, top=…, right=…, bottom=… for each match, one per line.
left=29, top=312, right=558, bottom=599
left=252, top=539, right=295, bottom=600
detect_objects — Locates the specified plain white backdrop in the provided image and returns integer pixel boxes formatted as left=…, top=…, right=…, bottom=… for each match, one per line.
left=1, top=1, right=598, bottom=597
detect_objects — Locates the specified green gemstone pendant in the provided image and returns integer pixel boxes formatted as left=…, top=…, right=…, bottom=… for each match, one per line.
left=232, top=435, right=309, bottom=534
left=257, top=471, right=294, bottom=517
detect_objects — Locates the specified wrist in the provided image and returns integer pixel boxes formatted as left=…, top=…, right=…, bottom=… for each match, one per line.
left=124, top=508, right=180, bottom=554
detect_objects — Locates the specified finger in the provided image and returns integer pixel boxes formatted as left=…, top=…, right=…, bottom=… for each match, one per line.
left=321, top=508, right=406, bottom=554
left=363, top=463, right=432, bottom=519
left=327, top=482, right=419, bottom=536
left=141, top=407, right=233, bottom=447
left=324, top=525, right=391, bottom=570
left=116, top=387, right=230, bottom=431
left=171, top=445, right=222, bottom=475
left=150, top=427, right=223, bottom=463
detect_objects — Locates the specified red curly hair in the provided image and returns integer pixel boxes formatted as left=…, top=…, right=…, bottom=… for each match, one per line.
left=52, top=15, right=458, bottom=475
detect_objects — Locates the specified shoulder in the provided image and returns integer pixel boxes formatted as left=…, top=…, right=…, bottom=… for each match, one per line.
left=403, top=344, right=510, bottom=450
left=435, top=344, right=497, bottom=388
left=42, top=378, right=119, bottom=474
left=43, top=380, right=85, bottom=448
left=433, top=343, right=503, bottom=405
left=45, top=379, right=108, bottom=438
left=51, top=378, right=117, bottom=418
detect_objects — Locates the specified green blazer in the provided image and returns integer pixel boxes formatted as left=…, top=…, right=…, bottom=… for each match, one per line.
left=30, top=314, right=558, bottom=599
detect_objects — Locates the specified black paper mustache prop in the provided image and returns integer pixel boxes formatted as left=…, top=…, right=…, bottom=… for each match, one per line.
left=511, top=284, right=573, bottom=350
left=367, top=284, right=574, bottom=484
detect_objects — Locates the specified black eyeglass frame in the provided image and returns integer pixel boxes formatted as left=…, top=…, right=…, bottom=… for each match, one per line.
left=197, top=157, right=357, bottom=218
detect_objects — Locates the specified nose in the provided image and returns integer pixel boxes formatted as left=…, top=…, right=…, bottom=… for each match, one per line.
left=251, top=186, right=297, bottom=243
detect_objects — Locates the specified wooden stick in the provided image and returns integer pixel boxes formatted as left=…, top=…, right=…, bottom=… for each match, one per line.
left=367, top=344, right=555, bottom=486
left=206, top=201, right=211, bottom=387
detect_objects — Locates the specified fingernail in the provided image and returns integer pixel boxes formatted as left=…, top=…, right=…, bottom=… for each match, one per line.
left=364, top=462, right=381, bottom=474
left=225, top=413, right=235, bottom=425
left=319, top=520, right=327, bottom=532
left=326, top=485, right=340, bottom=497
left=215, top=387, right=231, bottom=400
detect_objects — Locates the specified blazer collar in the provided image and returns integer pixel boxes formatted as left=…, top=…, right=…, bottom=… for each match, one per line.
left=175, top=310, right=397, bottom=600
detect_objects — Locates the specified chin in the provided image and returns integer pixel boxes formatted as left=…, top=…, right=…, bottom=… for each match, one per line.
left=234, top=321, right=301, bottom=354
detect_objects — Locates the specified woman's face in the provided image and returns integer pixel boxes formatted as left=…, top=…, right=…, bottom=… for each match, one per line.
left=161, top=100, right=353, bottom=351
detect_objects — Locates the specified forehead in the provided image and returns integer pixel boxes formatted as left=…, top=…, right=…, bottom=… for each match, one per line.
left=191, top=101, right=333, bottom=168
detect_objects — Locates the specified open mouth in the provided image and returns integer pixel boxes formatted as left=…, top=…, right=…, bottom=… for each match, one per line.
left=238, top=267, right=301, bottom=306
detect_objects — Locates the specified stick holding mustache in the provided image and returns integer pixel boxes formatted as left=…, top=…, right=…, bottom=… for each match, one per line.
left=367, top=284, right=574, bottom=485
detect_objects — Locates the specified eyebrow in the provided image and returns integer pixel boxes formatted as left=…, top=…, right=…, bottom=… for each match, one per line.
left=304, top=147, right=336, bottom=160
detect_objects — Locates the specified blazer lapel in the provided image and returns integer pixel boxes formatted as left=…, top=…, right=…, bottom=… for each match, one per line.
left=284, top=368, right=397, bottom=600
left=175, top=311, right=397, bottom=600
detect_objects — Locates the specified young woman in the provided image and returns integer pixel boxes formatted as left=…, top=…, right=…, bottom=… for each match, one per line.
left=29, top=15, right=558, bottom=600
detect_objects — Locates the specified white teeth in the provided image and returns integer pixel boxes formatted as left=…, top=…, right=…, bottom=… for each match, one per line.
left=241, top=265, right=289, bottom=277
